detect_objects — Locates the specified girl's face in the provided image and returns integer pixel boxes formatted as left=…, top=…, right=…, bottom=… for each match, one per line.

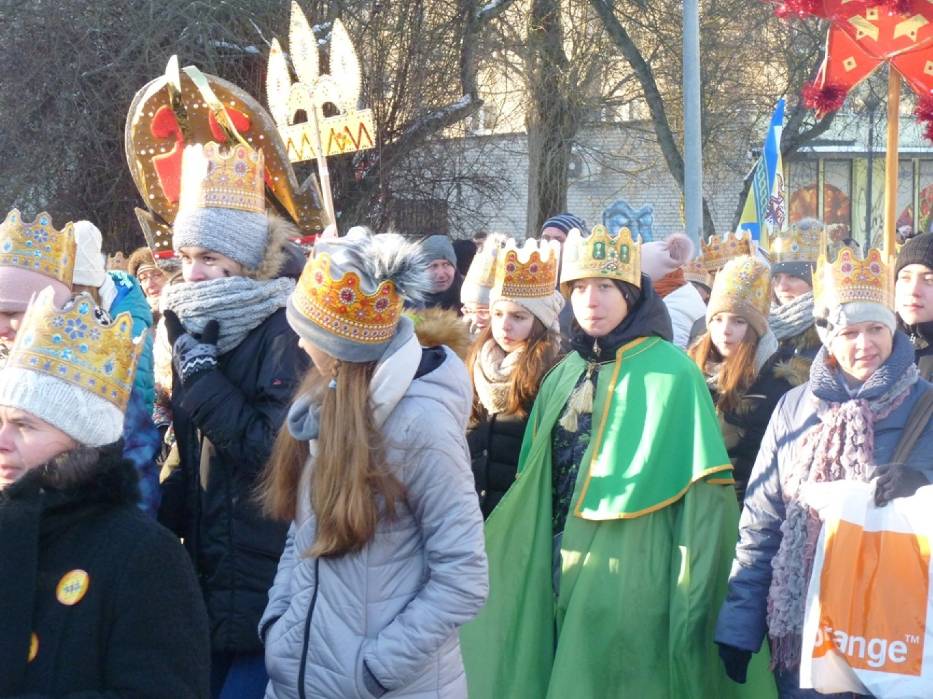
left=772, top=273, right=812, bottom=306
left=709, top=312, right=749, bottom=358
left=0, top=407, right=77, bottom=488
left=491, top=301, right=535, bottom=353
left=298, top=338, right=337, bottom=378
left=569, top=278, right=628, bottom=337
left=179, top=247, right=244, bottom=282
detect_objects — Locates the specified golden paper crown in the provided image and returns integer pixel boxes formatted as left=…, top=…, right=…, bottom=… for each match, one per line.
left=814, top=246, right=894, bottom=311
left=0, top=210, right=76, bottom=285
left=700, top=231, right=753, bottom=272
left=493, top=239, right=560, bottom=300
left=9, top=290, right=143, bottom=411
left=683, top=257, right=712, bottom=287
left=463, top=238, right=501, bottom=292
left=559, top=225, right=641, bottom=289
left=291, top=251, right=402, bottom=345
left=708, top=255, right=772, bottom=322
left=178, top=142, right=265, bottom=215
left=771, top=224, right=822, bottom=265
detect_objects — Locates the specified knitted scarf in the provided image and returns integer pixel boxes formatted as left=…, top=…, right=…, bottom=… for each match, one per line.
left=768, top=291, right=815, bottom=343
left=472, top=339, right=522, bottom=415
left=161, top=276, right=294, bottom=354
left=766, top=333, right=919, bottom=669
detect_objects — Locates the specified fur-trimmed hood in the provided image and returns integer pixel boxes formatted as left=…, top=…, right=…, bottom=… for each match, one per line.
left=407, top=307, right=472, bottom=360
left=243, top=213, right=301, bottom=281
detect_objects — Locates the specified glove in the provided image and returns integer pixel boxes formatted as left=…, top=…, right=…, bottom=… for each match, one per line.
left=717, top=642, right=751, bottom=684
left=163, top=310, right=220, bottom=386
left=874, top=464, right=929, bottom=507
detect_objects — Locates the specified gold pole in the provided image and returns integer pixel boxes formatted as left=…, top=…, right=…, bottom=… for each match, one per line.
left=883, top=68, right=901, bottom=258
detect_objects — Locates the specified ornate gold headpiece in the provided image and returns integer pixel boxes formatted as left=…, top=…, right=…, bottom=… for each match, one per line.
left=683, top=257, right=712, bottom=288
left=0, top=210, right=76, bottom=286
left=708, top=255, right=771, bottom=322
left=493, top=239, right=560, bottom=301
left=9, top=289, right=143, bottom=411
left=178, top=142, right=266, bottom=215
left=814, top=246, right=894, bottom=311
left=559, top=225, right=641, bottom=290
left=291, top=251, right=402, bottom=345
left=700, top=231, right=753, bottom=272
left=463, top=237, right=502, bottom=295
left=771, top=223, right=822, bottom=265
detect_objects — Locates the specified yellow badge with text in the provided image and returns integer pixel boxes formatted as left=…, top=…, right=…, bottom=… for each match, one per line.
left=28, top=632, right=38, bottom=662
left=56, top=569, right=90, bottom=606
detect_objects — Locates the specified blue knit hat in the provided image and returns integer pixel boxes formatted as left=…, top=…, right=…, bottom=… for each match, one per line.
left=540, top=213, right=586, bottom=236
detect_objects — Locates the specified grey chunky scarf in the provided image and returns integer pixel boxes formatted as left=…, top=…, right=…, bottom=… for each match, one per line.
left=766, top=335, right=919, bottom=670
left=162, top=276, right=295, bottom=354
left=769, top=292, right=815, bottom=342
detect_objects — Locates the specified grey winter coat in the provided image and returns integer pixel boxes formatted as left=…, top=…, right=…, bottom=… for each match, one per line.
left=715, top=336, right=933, bottom=654
left=260, top=346, right=488, bottom=699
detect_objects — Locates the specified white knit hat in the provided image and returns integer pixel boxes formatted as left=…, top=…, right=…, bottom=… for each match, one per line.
left=641, top=233, right=694, bottom=282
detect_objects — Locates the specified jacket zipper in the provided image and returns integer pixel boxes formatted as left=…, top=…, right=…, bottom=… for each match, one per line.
left=297, top=558, right=320, bottom=699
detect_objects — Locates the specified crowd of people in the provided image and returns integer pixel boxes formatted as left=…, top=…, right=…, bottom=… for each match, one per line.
left=0, top=137, right=932, bottom=699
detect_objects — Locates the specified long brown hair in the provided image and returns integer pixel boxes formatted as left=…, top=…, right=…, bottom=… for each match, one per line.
left=688, top=326, right=760, bottom=415
left=466, top=319, right=561, bottom=423
left=259, top=361, right=404, bottom=558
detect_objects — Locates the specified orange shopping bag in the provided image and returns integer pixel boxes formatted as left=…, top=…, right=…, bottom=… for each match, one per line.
left=800, top=481, right=933, bottom=698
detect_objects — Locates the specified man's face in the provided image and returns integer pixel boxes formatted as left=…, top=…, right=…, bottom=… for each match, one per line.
left=896, top=264, right=933, bottom=325
left=540, top=227, right=567, bottom=246
left=0, top=406, right=77, bottom=488
left=138, top=267, right=166, bottom=300
left=569, top=278, right=628, bottom=337
left=428, top=259, right=456, bottom=293
left=179, top=247, right=243, bottom=282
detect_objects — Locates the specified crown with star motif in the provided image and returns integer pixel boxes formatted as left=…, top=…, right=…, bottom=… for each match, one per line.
left=8, top=289, right=143, bottom=411
left=700, top=231, right=753, bottom=272
left=0, top=209, right=76, bottom=286
left=771, top=223, right=822, bottom=265
left=178, top=142, right=266, bottom=215
left=493, top=238, right=560, bottom=300
left=291, top=250, right=403, bottom=345
left=814, top=245, right=894, bottom=312
left=560, top=225, right=641, bottom=289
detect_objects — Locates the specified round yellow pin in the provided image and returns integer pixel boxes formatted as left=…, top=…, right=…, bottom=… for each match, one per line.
left=28, top=633, right=38, bottom=662
left=56, top=569, right=90, bottom=606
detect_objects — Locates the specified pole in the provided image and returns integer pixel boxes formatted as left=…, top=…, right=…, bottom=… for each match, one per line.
left=865, top=109, right=874, bottom=242
left=683, top=0, right=703, bottom=247
left=310, top=105, right=337, bottom=228
left=883, top=68, right=900, bottom=258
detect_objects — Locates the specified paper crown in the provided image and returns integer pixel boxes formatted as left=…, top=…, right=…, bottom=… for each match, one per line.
left=0, top=210, right=76, bottom=286
left=291, top=251, right=403, bottom=345
left=463, top=238, right=501, bottom=294
left=700, top=231, right=753, bottom=272
left=8, top=289, right=143, bottom=411
left=683, top=257, right=712, bottom=287
left=178, top=142, right=265, bottom=215
left=493, top=239, right=560, bottom=300
left=771, top=223, right=822, bottom=265
left=814, top=246, right=894, bottom=311
left=708, top=255, right=771, bottom=321
left=560, top=225, right=641, bottom=288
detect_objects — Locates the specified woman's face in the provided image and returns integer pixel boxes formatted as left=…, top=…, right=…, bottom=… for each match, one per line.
left=709, top=312, right=749, bottom=358
left=569, top=278, right=628, bottom=338
left=772, top=273, right=812, bottom=306
left=830, top=321, right=894, bottom=383
left=0, top=407, right=77, bottom=488
left=490, top=301, right=535, bottom=353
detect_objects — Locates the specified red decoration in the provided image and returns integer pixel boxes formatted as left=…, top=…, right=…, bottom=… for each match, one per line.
left=802, top=81, right=849, bottom=114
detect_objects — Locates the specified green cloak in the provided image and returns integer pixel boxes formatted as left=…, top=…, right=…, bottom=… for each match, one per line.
left=461, top=337, right=775, bottom=698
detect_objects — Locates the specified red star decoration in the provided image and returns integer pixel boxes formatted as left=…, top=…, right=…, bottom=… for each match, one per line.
left=774, top=0, right=933, bottom=135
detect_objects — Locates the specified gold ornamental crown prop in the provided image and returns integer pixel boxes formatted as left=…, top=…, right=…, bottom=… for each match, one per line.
left=8, top=289, right=144, bottom=411
left=559, top=225, right=642, bottom=291
left=178, top=142, right=266, bottom=215
left=700, top=231, right=754, bottom=272
left=0, top=210, right=76, bottom=286
left=708, top=255, right=772, bottom=322
left=683, top=257, right=712, bottom=288
left=771, top=223, right=823, bottom=265
left=494, top=238, right=561, bottom=300
left=814, top=246, right=894, bottom=312
left=464, top=235, right=503, bottom=292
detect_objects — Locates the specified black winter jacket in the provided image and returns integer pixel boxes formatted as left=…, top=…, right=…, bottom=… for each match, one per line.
left=467, top=411, right=528, bottom=518
left=900, top=317, right=933, bottom=381
left=0, top=444, right=209, bottom=698
left=159, top=307, right=308, bottom=654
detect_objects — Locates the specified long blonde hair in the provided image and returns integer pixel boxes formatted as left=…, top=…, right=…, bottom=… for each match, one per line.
left=259, top=361, right=405, bottom=557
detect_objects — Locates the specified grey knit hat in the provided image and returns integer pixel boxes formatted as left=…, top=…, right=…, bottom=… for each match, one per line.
left=287, top=228, right=432, bottom=363
left=420, top=235, right=457, bottom=267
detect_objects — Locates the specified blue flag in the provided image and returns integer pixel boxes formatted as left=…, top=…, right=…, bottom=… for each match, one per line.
left=739, top=99, right=785, bottom=246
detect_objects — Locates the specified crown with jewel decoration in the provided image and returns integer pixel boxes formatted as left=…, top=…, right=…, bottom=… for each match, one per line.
left=814, top=246, right=894, bottom=312
left=0, top=210, right=76, bottom=286
left=8, top=289, right=143, bottom=411
left=178, top=142, right=266, bottom=215
left=291, top=251, right=402, bottom=345
left=771, top=223, right=822, bottom=265
left=493, top=238, right=560, bottom=301
left=700, top=231, right=753, bottom=272
left=683, top=257, right=712, bottom=288
left=708, top=255, right=772, bottom=323
left=560, top=225, right=641, bottom=290
left=462, top=235, right=503, bottom=303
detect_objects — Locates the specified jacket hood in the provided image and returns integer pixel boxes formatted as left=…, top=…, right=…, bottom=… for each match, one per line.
left=408, top=307, right=472, bottom=360
left=244, top=213, right=300, bottom=281
left=401, top=345, right=473, bottom=432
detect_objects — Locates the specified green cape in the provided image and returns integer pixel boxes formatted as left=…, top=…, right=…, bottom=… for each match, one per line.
left=461, top=337, right=775, bottom=698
